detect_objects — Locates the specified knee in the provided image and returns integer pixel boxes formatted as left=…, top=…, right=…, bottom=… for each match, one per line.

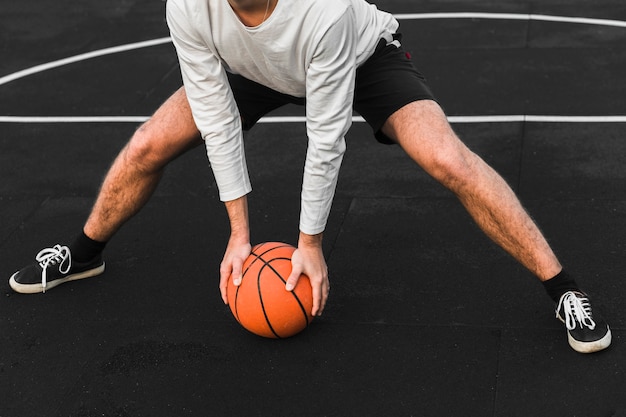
left=122, top=123, right=171, bottom=173
left=425, top=143, right=480, bottom=193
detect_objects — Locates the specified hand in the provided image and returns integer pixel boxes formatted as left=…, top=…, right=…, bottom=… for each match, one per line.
left=285, top=233, right=330, bottom=317
left=219, top=238, right=251, bottom=305
left=220, top=196, right=250, bottom=304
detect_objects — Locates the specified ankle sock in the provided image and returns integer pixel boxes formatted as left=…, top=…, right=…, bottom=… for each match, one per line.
left=542, top=270, right=580, bottom=303
left=69, top=231, right=107, bottom=262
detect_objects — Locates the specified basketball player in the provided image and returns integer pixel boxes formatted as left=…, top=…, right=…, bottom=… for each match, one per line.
left=8, top=0, right=611, bottom=353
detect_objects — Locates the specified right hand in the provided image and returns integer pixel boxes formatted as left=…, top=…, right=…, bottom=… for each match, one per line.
left=219, top=238, right=251, bottom=305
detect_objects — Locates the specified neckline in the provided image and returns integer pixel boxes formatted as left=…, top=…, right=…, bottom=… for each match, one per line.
left=227, top=0, right=279, bottom=29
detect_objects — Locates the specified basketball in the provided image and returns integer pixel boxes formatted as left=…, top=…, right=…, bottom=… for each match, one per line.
left=227, top=242, right=314, bottom=338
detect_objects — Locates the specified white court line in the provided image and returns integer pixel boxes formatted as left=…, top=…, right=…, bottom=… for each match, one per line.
left=2, top=115, right=626, bottom=124
left=2, top=13, right=624, bottom=88
left=394, top=12, right=626, bottom=28
left=1, top=12, right=625, bottom=124
left=263, top=115, right=626, bottom=124
left=0, top=37, right=172, bottom=87
left=0, top=116, right=151, bottom=123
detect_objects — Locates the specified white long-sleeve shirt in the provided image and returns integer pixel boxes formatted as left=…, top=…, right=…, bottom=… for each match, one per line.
left=166, top=0, right=398, bottom=234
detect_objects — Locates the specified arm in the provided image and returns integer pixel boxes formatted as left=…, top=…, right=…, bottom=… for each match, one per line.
left=299, top=9, right=356, bottom=235
left=167, top=0, right=253, bottom=302
left=286, top=9, right=358, bottom=316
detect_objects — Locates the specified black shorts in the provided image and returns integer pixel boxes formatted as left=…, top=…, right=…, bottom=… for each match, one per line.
left=227, top=34, right=436, bottom=144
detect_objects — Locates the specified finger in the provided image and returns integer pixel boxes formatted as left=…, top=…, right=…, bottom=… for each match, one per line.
left=219, top=265, right=231, bottom=305
left=311, top=281, right=322, bottom=316
left=285, top=267, right=302, bottom=292
left=318, top=280, right=330, bottom=316
left=313, top=276, right=331, bottom=316
left=231, top=258, right=243, bottom=287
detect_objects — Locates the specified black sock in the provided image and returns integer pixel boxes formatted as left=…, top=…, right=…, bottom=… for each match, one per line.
left=542, top=270, right=580, bottom=303
left=69, top=231, right=107, bottom=262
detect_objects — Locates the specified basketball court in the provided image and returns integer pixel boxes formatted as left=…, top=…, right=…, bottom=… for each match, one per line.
left=1, top=0, right=625, bottom=415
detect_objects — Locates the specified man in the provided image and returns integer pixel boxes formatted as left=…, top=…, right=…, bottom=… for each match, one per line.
left=9, top=0, right=611, bottom=353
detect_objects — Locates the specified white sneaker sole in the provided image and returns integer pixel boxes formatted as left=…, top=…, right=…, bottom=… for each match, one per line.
left=568, top=326, right=612, bottom=353
left=9, top=263, right=106, bottom=294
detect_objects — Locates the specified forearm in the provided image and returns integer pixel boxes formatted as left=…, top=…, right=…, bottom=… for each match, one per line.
left=224, top=195, right=250, bottom=243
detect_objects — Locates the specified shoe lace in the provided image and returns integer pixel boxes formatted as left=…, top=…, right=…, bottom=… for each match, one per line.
left=556, top=291, right=596, bottom=331
left=35, top=244, right=71, bottom=293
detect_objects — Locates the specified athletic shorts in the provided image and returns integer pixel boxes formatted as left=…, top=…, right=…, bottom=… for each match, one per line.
left=227, top=33, right=436, bottom=144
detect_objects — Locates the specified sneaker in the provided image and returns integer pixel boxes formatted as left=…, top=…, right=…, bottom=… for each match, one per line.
left=556, top=290, right=611, bottom=353
left=9, top=244, right=105, bottom=294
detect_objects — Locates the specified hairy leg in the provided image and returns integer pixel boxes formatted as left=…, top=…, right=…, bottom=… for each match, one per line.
left=84, top=87, right=202, bottom=242
left=381, top=100, right=562, bottom=280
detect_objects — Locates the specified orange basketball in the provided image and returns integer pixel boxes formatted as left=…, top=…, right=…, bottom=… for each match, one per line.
left=227, top=242, right=314, bottom=338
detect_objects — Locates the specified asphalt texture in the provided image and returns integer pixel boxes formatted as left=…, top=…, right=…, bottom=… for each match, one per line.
left=1, top=1, right=626, bottom=416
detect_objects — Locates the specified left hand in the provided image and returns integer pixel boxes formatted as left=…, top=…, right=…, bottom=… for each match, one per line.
left=285, top=233, right=330, bottom=316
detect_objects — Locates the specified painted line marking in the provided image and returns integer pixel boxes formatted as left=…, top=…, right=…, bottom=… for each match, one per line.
left=0, top=37, right=172, bottom=87
left=394, top=12, right=626, bottom=28
left=0, top=12, right=624, bottom=124
left=1, top=115, right=625, bottom=124
left=1, top=13, right=625, bottom=88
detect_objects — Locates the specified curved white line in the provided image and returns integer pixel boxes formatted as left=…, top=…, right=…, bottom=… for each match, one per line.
left=1, top=13, right=625, bottom=88
left=0, top=12, right=625, bottom=123
left=0, top=37, right=172, bottom=87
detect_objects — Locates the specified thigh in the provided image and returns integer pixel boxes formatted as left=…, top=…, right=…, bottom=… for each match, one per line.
left=354, top=36, right=436, bottom=144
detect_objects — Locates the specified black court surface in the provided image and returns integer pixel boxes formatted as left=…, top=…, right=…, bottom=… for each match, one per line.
left=1, top=0, right=626, bottom=416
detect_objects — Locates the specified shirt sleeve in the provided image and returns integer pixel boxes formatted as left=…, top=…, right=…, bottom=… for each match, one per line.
left=166, top=0, right=251, bottom=202
left=300, top=8, right=357, bottom=235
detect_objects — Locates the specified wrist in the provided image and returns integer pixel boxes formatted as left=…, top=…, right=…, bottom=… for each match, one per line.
left=298, top=231, right=323, bottom=248
left=229, top=229, right=250, bottom=244
left=224, top=196, right=250, bottom=243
